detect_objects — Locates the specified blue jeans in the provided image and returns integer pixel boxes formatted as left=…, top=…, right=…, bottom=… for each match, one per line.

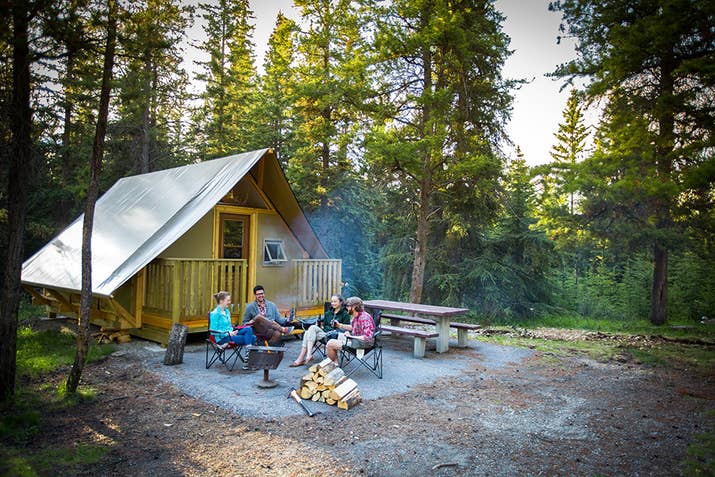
left=218, top=327, right=256, bottom=346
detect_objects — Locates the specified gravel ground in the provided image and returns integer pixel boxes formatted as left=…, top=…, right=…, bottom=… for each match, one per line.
left=141, top=335, right=532, bottom=418
left=16, top=330, right=715, bottom=476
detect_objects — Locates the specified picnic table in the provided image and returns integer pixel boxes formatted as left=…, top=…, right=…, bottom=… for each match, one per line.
left=363, top=299, right=469, bottom=354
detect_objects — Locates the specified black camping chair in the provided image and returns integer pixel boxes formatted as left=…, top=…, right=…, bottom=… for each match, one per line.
left=311, top=302, right=349, bottom=359
left=205, top=312, right=246, bottom=371
left=310, top=302, right=332, bottom=359
left=339, top=309, right=383, bottom=379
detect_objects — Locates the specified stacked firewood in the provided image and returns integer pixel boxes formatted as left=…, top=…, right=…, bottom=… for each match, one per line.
left=94, top=327, right=131, bottom=344
left=298, top=358, right=363, bottom=410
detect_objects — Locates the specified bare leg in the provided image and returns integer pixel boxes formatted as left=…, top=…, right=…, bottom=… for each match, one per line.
left=304, top=325, right=325, bottom=361
left=326, top=338, right=342, bottom=365
left=292, top=346, right=307, bottom=366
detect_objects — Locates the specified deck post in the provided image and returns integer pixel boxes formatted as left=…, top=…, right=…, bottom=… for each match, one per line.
left=170, top=260, right=181, bottom=324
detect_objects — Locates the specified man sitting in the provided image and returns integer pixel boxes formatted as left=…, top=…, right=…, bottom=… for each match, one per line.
left=242, top=285, right=293, bottom=344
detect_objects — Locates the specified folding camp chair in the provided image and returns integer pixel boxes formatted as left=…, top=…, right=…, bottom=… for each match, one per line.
left=310, top=302, right=332, bottom=359
left=205, top=313, right=246, bottom=371
left=339, top=309, right=383, bottom=379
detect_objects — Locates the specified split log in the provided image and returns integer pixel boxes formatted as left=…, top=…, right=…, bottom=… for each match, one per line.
left=296, top=363, right=360, bottom=410
left=163, top=323, right=188, bottom=366
left=323, top=367, right=345, bottom=386
left=330, top=378, right=358, bottom=402
left=337, top=389, right=362, bottom=410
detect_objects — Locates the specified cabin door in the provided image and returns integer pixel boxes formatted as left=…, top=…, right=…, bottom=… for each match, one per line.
left=219, top=214, right=249, bottom=259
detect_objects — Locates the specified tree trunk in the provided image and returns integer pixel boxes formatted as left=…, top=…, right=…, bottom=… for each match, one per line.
left=649, top=50, right=675, bottom=326
left=163, top=323, right=189, bottom=365
left=139, top=54, right=151, bottom=174
left=0, top=0, right=32, bottom=401
left=59, top=50, right=75, bottom=224
left=651, top=242, right=668, bottom=325
left=66, top=0, right=117, bottom=393
left=409, top=10, right=433, bottom=304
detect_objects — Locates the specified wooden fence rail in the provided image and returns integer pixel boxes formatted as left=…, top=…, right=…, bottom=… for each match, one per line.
left=292, top=259, right=342, bottom=308
left=144, top=258, right=248, bottom=322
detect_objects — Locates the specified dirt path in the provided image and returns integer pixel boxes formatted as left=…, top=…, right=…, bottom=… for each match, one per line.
left=22, top=338, right=715, bottom=476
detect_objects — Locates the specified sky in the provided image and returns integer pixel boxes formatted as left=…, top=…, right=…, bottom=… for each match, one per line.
left=186, top=0, right=587, bottom=166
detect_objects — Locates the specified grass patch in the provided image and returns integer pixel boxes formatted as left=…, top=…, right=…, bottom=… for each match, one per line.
left=0, top=443, right=110, bottom=477
left=477, top=334, right=621, bottom=362
left=477, top=333, right=715, bottom=372
left=1, top=322, right=116, bottom=475
left=16, top=326, right=115, bottom=379
left=476, top=314, right=715, bottom=341
left=682, top=430, right=715, bottom=476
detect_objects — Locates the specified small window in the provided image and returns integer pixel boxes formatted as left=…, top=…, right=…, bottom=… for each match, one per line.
left=263, top=239, right=287, bottom=265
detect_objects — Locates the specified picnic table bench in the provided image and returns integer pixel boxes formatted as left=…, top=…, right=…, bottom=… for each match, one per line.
left=381, top=313, right=482, bottom=348
left=380, top=324, right=439, bottom=358
left=364, top=300, right=470, bottom=356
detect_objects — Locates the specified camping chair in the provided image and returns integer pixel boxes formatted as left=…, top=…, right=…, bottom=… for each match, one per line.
left=205, top=313, right=246, bottom=371
left=310, top=302, right=332, bottom=359
left=339, top=309, right=383, bottom=379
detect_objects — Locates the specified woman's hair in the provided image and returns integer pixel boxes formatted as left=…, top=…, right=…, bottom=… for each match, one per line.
left=331, top=294, right=344, bottom=304
left=214, top=291, right=230, bottom=303
left=345, top=296, right=363, bottom=312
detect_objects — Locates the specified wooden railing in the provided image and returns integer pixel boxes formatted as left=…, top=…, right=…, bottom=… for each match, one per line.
left=144, top=258, right=248, bottom=322
left=292, top=259, right=342, bottom=307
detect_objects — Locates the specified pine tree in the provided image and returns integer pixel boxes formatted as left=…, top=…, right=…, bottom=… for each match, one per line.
left=109, top=0, right=192, bottom=177
left=551, top=0, right=715, bottom=324
left=194, top=0, right=257, bottom=158
left=547, top=89, right=588, bottom=215
left=288, top=0, right=372, bottom=209
left=368, top=0, right=514, bottom=303
left=253, top=12, right=298, bottom=164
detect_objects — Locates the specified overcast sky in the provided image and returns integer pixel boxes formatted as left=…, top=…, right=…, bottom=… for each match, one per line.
left=185, top=0, right=587, bottom=166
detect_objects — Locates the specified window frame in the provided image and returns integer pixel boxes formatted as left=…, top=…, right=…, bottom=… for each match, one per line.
left=263, top=239, right=288, bottom=266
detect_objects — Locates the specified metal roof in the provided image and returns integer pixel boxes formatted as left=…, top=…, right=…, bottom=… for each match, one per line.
left=21, top=149, right=279, bottom=297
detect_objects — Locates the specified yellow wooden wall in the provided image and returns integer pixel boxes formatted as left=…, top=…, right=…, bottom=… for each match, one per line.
left=159, top=210, right=214, bottom=259
left=255, top=213, right=309, bottom=307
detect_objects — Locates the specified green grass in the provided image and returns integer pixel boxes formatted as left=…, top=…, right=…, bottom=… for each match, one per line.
left=682, top=410, right=715, bottom=477
left=0, top=443, right=110, bottom=477
left=1, top=322, right=116, bottom=476
left=477, top=333, right=715, bottom=373
left=16, top=326, right=115, bottom=379
left=475, top=313, right=715, bottom=340
left=477, top=334, right=622, bottom=362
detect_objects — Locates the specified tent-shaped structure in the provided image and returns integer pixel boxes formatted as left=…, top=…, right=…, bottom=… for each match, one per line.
left=22, top=149, right=341, bottom=343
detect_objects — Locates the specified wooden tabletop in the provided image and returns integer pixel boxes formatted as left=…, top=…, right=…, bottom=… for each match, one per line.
left=363, top=299, right=469, bottom=317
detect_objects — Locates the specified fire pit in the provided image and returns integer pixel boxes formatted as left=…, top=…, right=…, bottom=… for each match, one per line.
left=246, top=345, right=286, bottom=388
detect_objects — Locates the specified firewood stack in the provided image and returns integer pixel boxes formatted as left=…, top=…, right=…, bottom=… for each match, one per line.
left=298, top=358, right=363, bottom=410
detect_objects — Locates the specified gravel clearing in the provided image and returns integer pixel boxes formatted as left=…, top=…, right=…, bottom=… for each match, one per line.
left=16, top=327, right=715, bottom=476
left=140, top=335, right=532, bottom=419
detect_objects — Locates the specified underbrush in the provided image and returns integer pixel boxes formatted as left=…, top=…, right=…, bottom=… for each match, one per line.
left=0, top=312, right=115, bottom=476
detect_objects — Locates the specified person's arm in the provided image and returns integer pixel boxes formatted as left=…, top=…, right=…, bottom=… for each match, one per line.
left=270, top=303, right=288, bottom=325
left=242, top=304, right=255, bottom=325
left=347, top=314, right=373, bottom=341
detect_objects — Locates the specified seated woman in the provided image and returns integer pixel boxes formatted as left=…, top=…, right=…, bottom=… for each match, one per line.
left=326, top=296, right=375, bottom=365
left=290, top=294, right=350, bottom=367
left=210, top=291, right=256, bottom=347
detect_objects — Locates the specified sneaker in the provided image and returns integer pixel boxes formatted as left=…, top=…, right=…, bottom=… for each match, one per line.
left=283, top=326, right=294, bottom=335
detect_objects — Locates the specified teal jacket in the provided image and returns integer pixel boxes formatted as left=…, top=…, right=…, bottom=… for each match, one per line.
left=322, top=305, right=351, bottom=332
left=209, top=305, right=232, bottom=339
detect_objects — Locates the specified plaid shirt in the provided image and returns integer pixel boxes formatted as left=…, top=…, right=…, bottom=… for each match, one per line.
left=350, top=311, right=375, bottom=342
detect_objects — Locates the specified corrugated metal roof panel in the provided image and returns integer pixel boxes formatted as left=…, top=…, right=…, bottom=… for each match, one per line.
left=21, top=149, right=268, bottom=296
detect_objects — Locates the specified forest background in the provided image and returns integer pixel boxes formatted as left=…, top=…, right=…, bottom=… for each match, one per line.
left=1, top=0, right=713, bottom=330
